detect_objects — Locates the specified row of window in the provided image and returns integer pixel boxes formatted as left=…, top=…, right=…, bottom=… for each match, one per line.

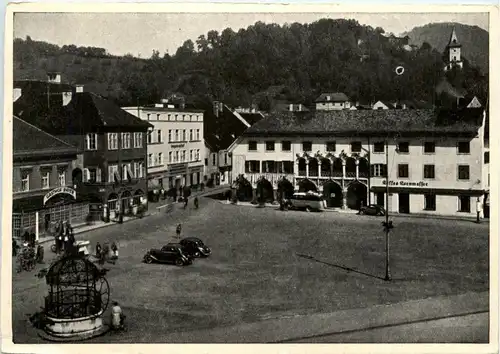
left=146, top=112, right=202, bottom=122
left=248, top=140, right=472, bottom=154
left=371, top=163, right=471, bottom=180
left=106, top=162, right=145, bottom=183
left=166, top=149, right=201, bottom=164
left=19, top=168, right=66, bottom=192
left=245, top=160, right=295, bottom=174
left=86, top=133, right=143, bottom=151
left=146, top=129, right=202, bottom=144
left=421, top=194, right=472, bottom=213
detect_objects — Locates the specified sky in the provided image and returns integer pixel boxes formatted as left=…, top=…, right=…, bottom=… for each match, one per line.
left=13, top=12, right=489, bottom=57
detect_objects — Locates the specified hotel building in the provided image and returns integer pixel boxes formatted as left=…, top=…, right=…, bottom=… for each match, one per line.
left=122, top=103, right=205, bottom=191
left=228, top=108, right=487, bottom=217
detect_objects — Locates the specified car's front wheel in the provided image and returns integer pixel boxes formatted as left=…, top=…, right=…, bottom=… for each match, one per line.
left=175, top=258, right=184, bottom=266
left=359, top=210, right=365, bottom=215
left=305, top=206, right=312, bottom=212
left=144, top=255, right=153, bottom=264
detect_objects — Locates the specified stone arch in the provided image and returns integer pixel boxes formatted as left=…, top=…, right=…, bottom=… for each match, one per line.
left=298, top=178, right=318, bottom=193
left=134, top=189, right=144, bottom=205
left=320, top=158, right=332, bottom=177
left=346, top=181, right=368, bottom=210
left=358, top=157, right=369, bottom=178
left=257, top=178, right=274, bottom=203
left=308, top=158, right=319, bottom=177
left=277, top=178, right=295, bottom=200
left=236, top=176, right=253, bottom=202
left=332, top=158, right=343, bottom=176
left=322, top=180, right=343, bottom=208
left=297, top=157, right=307, bottom=176
left=345, top=157, right=356, bottom=177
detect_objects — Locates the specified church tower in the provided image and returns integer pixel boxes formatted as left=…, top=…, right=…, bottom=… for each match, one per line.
left=444, top=27, right=464, bottom=71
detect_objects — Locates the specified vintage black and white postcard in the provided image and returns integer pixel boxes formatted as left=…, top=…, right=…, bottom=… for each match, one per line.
left=1, top=3, right=498, bottom=354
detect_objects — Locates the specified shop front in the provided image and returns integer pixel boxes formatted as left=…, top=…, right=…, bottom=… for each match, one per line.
left=12, top=186, right=89, bottom=240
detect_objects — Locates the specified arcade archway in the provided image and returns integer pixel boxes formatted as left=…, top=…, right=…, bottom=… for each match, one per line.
left=322, top=180, right=343, bottom=208
left=277, top=178, right=295, bottom=200
left=257, top=178, right=274, bottom=203
left=298, top=179, right=318, bottom=193
left=346, top=182, right=368, bottom=210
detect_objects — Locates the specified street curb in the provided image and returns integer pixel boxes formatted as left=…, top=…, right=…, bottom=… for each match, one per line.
left=161, top=291, right=489, bottom=343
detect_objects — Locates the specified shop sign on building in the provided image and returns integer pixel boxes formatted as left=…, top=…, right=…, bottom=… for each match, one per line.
left=382, top=180, right=429, bottom=187
left=43, top=187, right=77, bottom=205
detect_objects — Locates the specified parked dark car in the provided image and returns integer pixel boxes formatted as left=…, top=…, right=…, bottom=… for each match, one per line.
left=143, top=243, right=193, bottom=266
left=359, top=204, right=386, bottom=216
left=179, top=237, right=211, bottom=258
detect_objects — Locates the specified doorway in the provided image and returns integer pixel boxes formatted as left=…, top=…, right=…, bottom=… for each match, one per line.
left=398, top=193, right=410, bottom=214
left=376, top=192, right=385, bottom=207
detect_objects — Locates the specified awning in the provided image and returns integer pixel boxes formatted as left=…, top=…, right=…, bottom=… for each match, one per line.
left=370, top=186, right=485, bottom=196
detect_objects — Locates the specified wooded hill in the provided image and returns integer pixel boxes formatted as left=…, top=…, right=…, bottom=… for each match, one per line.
left=14, top=19, right=488, bottom=109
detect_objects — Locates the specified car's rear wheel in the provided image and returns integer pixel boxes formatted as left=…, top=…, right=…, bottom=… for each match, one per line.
left=175, top=258, right=183, bottom=266
left=194, top=252, right=200, bottom=258
left=376, top=211, right=382, bottom=216
left=144, top=255, right=153, bottom=264
left=359, top=210, right=365, bottom=215
left=305, top=206, right=312, bottom=212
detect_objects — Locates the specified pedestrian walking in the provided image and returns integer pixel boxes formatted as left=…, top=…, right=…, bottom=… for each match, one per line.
left=95, top=242, right=102, bottom=259
left=176, top=224, right=182, bottom=239
left=476, top=197, right=483, bottom=224
left=36, top=243, right=45, bottom=264
left=184, top=197, right=188, bottom=209
left=194, top=196, right=199, bottom=209
left=111, top=242, right=119, bottom=260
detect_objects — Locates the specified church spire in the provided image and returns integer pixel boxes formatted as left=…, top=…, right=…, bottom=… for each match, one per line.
left=447, top=26, right=461, bottom=47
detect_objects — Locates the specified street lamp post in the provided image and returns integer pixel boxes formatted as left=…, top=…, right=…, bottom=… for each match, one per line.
left=384, top=139, right=392, bottom=281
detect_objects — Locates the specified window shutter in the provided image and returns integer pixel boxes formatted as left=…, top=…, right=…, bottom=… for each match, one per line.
left=370, top=165, right=374, bottom=177
left=96, top=168, right=102, bottom=182
left=83, top=168, right=89, bottom=182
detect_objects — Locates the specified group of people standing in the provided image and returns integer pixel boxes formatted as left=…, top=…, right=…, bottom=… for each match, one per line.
left=95, top=241, right=119, bottom=264
left=54, top=220, right=75, bottom=254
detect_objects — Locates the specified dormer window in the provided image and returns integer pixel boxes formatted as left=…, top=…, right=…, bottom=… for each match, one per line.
left=326, top=96, right=331, bottom=101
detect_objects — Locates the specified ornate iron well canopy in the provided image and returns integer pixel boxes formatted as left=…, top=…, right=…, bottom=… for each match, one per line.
left=39, top=254, right=110, bottom=341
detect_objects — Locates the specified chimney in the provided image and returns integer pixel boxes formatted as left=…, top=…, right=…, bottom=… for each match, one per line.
left=154, top=103, right=163, bottom=108
left=47, top=72, right=61, bottom=84
left=289, top=104, right=293, bottom=112
left=62, top=91, right=72, bottom=106
left=75, top=84, right=84, bottom=93
left=13, top=87, right=22, bottom=102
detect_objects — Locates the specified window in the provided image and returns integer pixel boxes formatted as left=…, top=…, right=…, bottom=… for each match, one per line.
left=398, top=164, right=409, bottom=178
left=147, top=113, right=151, bottom=120
left=485, top=151, right=490, bottom=164
left=248, top=141, right=257, bottom=151
left=134, top=133, right=143, bottom=148
left=458, top=195, right=471, bottom=212
left=190, top=150, right=194, bottom=161
left=424, top=194, right=436, bottom=211
left=86, top=133, right=97, bottom=150
left=326, top=141, right=336, bottom=152
left=458, top=165, right=470, bottom=180
left=88, top=168, right=98, bottom=182
left=205, top=158, right=208, bottom=166
left=169, top=152, right=173, bottom=163
left=108, top=165, right=119, bottom=182
left=182, top=130, right=186, bottom=141
left=224, top=153, right=228, bottom=165
left=121, top=133, right=131, bottom=149
left=108, top=133, right=118, bottom=150
left=196, top=129, right=200, bottom=140
left=424, top=142, right=435, bottom=154
left=351, top=141, right=362, bottom=153
left=457, top=142, right=470, bottom=154
left=212, top=154, right=216, bottom=165
left=175, top=151, right=179, bottom=163
left=58, top=170, right=66, bottom=186
left=148, top=154, right=154, bottom=167
left=41, top=170, right=50, bottom=189
left=183, top=115, right=186, bottom=121
left=266, top=141, right=275, bottom=151
left=423, top=165, right=435, bottom=179
left=190, top=129, right=193, bottom=141
left=302, top=141, right=312, bottom=152
left=282, top=141, right=291, bottom=151
left=134, top=163, right=142, bottom=178
left=283, top=161, right=294, bottom=174
left=168, top=130, right=172, bottom=142
left=263, top=161, right=277, bottom=173
left=158, top=153, right=163, bottom=165
left=122, top=164, right=128, bottom=180
left=147, top=131, right=152, bottom=144
left=167, top=114, right=172, bottom=121
left=175, top=130, right=179, bottom=142
left=195, top=149, right=200, bottom=161
left=373, top=142, right=385, bottom=153
left=21, top=170, right=30, bottom=192
left=157, top=130, right=163, bottom=143
left=371, top=164, right=387, bottom=177
left=398, top=142, right=409, bottom=153
left=245, top=160, right=261, bottom=173
left=157, top=114, right=160, bottom=120
left=181, top=150, right=186, bottom=162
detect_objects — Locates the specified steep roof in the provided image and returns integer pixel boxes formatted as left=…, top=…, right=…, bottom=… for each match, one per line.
left=204, top=104, right=248, bottom=150
left=315, top=92, right=350, bottom=103
left=243, top=109, right=484, bottom=137
left=13, top=116, right=79, bottom=158
left=238, top=112, right=265, bottom=125
left=447, top=27, right=461, bottom=47
left=14, top=80, right=75, bottom=93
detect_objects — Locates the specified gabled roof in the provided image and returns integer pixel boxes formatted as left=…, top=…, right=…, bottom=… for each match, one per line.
left=13, top=116, right=79, bottom=158
left=204, top=103, right=248, bottom=151
left=373, top=100, right=395, bottom=109
left=315, top=92, right=350, bottom=103
left=14, top=80, right=75, bottom=93
left=243, top=109, right=484, bottom=137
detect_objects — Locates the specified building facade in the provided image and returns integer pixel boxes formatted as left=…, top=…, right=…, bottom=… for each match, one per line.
left=315, top=92, right=351, bottom=111
left=14, top=78, right=152, bottom=219
left=12, top=117, right=89, bottom=239
left=444, top=27, right=464, bottom=71
left=122, top=104, right=205, bottom=191
left=229, top=108, right=487, bottom=217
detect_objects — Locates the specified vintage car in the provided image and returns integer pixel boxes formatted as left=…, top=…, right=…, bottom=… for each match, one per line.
left=179, top=237, right=211, bottom=258
left=288, top=192, right=325, bottom=212
left=143, top=243, right=193, bottom=266
left=359, top=204, right=386, bottom=216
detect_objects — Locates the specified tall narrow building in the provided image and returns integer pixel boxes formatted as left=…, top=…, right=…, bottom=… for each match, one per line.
left=444, top=27, right=464, bottom=71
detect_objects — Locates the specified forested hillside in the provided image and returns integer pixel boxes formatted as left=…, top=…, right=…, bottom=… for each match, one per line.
left=14, top=19, right=488, bottom=109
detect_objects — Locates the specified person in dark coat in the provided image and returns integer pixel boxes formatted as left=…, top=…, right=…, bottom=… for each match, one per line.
left=95, top=242, right=102, bottom=259
left=176, top=224, right=182, bottom=239
left=36, top=243, right=45, bottom=263
left=194, top=196, right=199, bottom=209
